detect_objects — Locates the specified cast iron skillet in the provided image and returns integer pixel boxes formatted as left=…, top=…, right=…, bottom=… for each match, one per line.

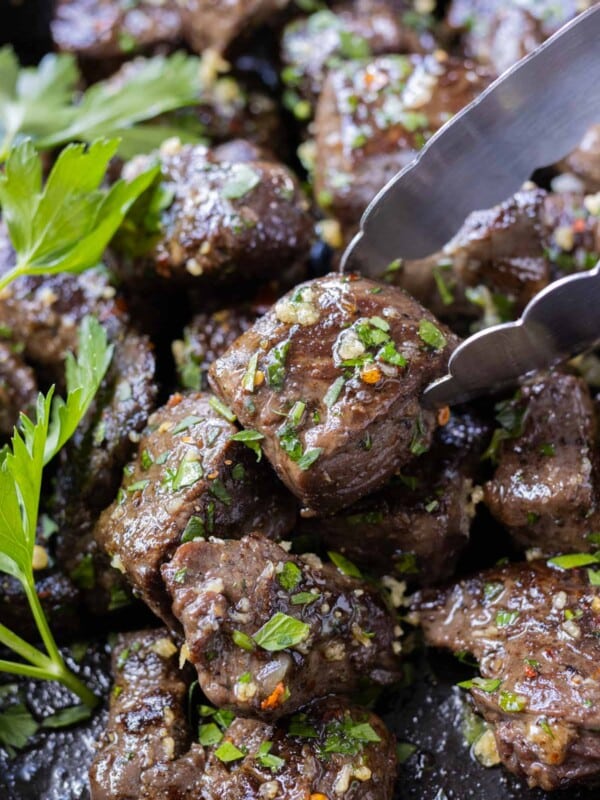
left=0, top=4, right=597, bottom=798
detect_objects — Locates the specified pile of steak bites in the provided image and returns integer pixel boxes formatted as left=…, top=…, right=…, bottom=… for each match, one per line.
left=3, top=0, right=600, bottom=797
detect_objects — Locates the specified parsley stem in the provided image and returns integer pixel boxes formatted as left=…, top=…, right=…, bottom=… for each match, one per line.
left=0, top=263, right=27, bottom=293
left=23, top=579, right=63, bottom=666
left=0, top=622, right=49, bottom=669
left=0, top=660, right=55, bottom=682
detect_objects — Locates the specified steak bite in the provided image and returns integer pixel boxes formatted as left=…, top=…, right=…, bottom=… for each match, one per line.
left=446, top=0, right=584, bottom=75
left=199, top=698, right=397, bottom=800
left=483, top=372, right=600, bottom=556
left=0, top=341, right=37, bottom=439
left=172, top=305, right=260, bottom=392
left=395, top=187, right=600, bottom=326
left=162, top=535, right=401, bottom=718
left=181, top=0, right=291, bottom=55
left=281, top=1, right=433, bottom=118
left=51, top=0, right=183, bottom=61
left=415, top=560, right=600, bottom=791
left=53, top=330, right=157, bottom=616
left=89, top=628, right=204, bottom=800
left=560, top=125, right=600, bottom=193
left=90, top=629, right=396, bottom=800
left=314, top=53, right=491, bottom=227
left=95, top=392, right=296, bottom=624
left=301, top=409, right=490, bottom=583
left=118, top=142, right=313, bottom=287
left=209, top=274, right=457, bottom=513
left=0, top=229, right=124, bottom=385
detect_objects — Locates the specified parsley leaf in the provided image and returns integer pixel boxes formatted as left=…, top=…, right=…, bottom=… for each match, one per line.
left=0, top=139, right=158, bottom=293
left=230, top=429, right=264, bottom=461
left=0, top=48, right=202, bottom=160
left=252, top=612, right=310, bottom=652
left=0, top=703, right=38, bottom=753
left=0, top=318, right=111, bottom=708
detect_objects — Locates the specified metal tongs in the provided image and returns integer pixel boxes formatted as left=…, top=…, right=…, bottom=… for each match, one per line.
left=342, top=4, right=600, bottom=408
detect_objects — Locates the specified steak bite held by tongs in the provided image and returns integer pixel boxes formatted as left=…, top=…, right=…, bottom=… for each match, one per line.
left=209, top=273, right=457, bottom=514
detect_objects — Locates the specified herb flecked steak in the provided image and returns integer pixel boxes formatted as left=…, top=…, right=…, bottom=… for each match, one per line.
left=209, top=273, right=458, bottom=514
left=483, top=371, right=600, bottom=556
left=313, top=53, right=491, bottom=228
left=94, top=392, right=296, bottom=625
left=118, top=142, right=313, bottom=287
left=280, top=0, right=433, bottom=117
left=90, top=628, right=396, bottom=799
left=162, top=534, right=401, bottom=718
left=415, top=560, right=600, bottom=791
left=300, top=408, right=490, bottom=583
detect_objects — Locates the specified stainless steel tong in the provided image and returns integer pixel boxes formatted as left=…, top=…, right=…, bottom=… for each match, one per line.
left=341, top=4, right=600, bottom=407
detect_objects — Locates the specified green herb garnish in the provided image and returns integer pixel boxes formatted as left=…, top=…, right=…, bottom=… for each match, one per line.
left=230, top=429, right=264, bottom=461
left=252, top=612, right=310, bottom=652
left=0, top=48, right=203, bottom=161
left=328, top=551, right=362, bottom=578
left=418, top=319, right=447, bottom=350
left=0, top=318, right=111, bottom=708
left=0, top=139, right=158, bottom=293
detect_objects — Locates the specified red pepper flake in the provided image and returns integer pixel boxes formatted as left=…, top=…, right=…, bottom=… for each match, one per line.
left=167, top=393, right=183, bottom=408
left=437, top=406, right=450, bottom=426
left=573, top=218, right=587, bottom=234
left=524, top=664, right=538, bottom=679
left=260, top=681, right=286, bottom=710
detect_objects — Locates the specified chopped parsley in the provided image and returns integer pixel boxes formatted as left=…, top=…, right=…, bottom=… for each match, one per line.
left=222, top=164, right=261, bottom=200
left=209, top=397, right=237, bottom=422
left=495, top=610, right=519, bottom=627
left=256, top=741, right=285, bottom=772
left=320, top=714, right=381, bottom=756
left=457, top=677, right=501, bottom=693
left=323, top=376, right=345, bottom=408
left=548, top=553, right=600, bottom=570
left=418, top=319, right=447, bottom=350
left=214, top=741, right=246, bottom=762
left=252, top=612, right=310, bottom=651
left=328, top=551, right=362, bottom=578
left=172, top=415, right=203, bottom=435
left=278, top=562, right=302, bottom=592
left=232, top=630, right=255, bottom=652
left=230, top=429, right=264, bottom=461
left=265, top=340, right=290, bottom=390
left=181, top=516, right=206, bottom=543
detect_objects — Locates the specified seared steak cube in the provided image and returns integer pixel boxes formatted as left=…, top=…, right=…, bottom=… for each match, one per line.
left=281, top=0, right=432, bottom=118
left=301, top=409, right=490, bottom=583
left=90, top=630, right=396, bottom=800
left=314, top=53, right=491, bottom=227
left=162, top=535, right=401, bottom=718
left=0, top=341, right=37, bottom=439
left=173, top=306, right=260, bottom=392
left=51, top=0, right=183, bottom=60
left=199, top=698, right=397, bottom=800
left=119, top=143, right=313, bottom=287
left=396, top=187, right=600, bottom=326
left=560, top=125, right=600, bottom=193
left=484, top=372, right=600, bottom=555
left=89, top=628, right=202, bottom=800
left=181, top=0, right=291, bottom=55
left=416, top=560, right=600, bottom=790
left=94, top=392, right=296, bottom=624
left=0, top=228, right=124, bottom=385
left=209, top=274, right=457, bottom=513
left=446, top=0, right=582, bottom=75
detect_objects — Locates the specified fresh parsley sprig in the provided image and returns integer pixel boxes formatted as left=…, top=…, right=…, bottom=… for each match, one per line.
left=0, top=317, right=112, bottom=708
left=0, top=138, right=159, bottom=292
left=0, top=48, right=203, bottom=161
